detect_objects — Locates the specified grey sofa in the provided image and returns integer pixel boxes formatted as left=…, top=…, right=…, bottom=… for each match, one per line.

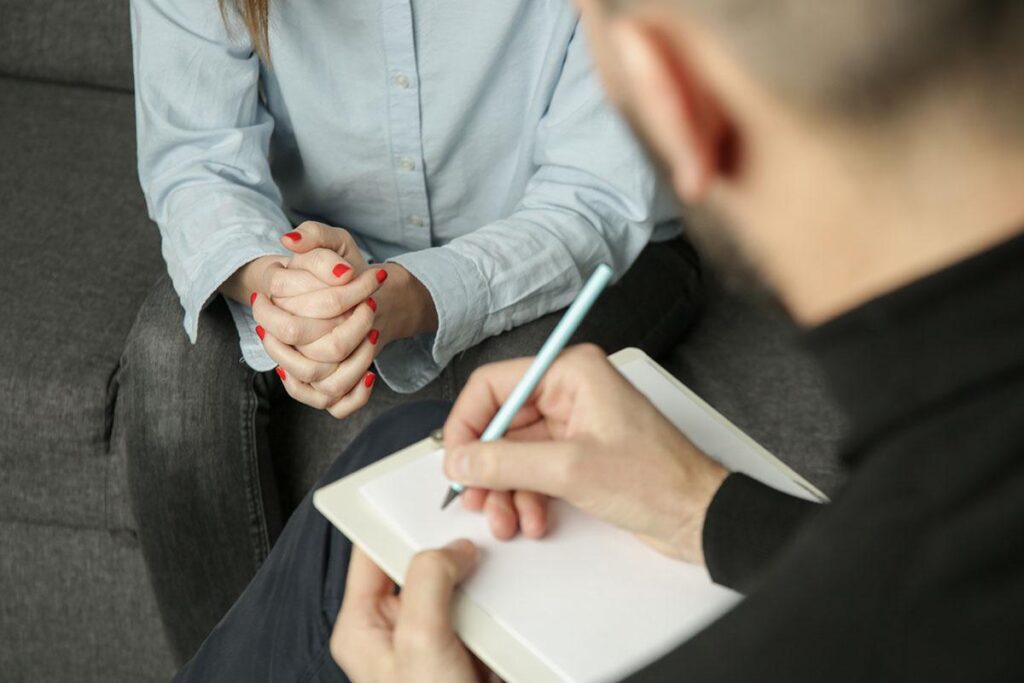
left=0, top=1, right=845, bottom=680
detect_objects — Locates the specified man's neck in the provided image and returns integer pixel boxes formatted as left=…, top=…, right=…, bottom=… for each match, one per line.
left=776, top=111, right=1024, bottom=327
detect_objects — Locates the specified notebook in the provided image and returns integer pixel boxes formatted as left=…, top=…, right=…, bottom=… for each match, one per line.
left=313, top=348, right=826, bottom=683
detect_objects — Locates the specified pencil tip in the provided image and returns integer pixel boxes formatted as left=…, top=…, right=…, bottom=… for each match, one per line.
left=440, top=488, right=459, bottom=510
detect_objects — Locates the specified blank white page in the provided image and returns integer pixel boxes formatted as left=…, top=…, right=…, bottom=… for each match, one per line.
left=359, top=356, right=817, bottom=682
left=362, top=449, right=740, bottom=683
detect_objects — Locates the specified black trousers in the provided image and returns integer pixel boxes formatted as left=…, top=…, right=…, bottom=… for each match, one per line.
left=173, top=401, right=452, bottom=683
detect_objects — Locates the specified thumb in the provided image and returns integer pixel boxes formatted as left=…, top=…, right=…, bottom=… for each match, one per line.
left=444, top=439, right=578, bottom=500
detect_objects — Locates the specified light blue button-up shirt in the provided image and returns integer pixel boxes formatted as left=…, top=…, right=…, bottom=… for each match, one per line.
left=131, top=0, right=679, bottom=392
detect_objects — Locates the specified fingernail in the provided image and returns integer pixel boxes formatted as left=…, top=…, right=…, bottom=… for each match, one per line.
left=376, top=269, right=388, bottom=284
left=284, top=231, right=302, bottom=241
left=367, top=297, right=377, bottom=312
left=250, top=292, right=257, bottom=305
left=368, top=329, right=380, bottom=345
left=255, top=325, right=266, bottom=341
left=332, top=263, right=350, bottom=278
left=363, top=371, right=376, bottom=388
left=275, top=367, right=287, bottom=381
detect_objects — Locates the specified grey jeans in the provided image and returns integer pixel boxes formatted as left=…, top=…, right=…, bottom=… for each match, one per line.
left=122, top=238, right=702, bottom=663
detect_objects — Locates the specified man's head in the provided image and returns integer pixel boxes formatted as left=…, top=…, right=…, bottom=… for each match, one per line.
left=578, top=0, right=1024, bottom=324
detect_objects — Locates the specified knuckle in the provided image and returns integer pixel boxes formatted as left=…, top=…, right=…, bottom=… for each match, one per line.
left=279, top=321, right=301, bottom=344
left=574, top=343, right=604, bottom=362
left=555, top=444, right=585, bottom=487
left=474, top=447, right=500, bottom=482
left=294, top=365, right=318, bottom=384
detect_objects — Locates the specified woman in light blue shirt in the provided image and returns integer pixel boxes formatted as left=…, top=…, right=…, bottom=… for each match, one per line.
left=124, top=0, right=701, bottom=661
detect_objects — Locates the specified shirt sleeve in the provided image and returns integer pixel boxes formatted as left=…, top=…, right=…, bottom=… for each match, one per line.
left=702, top=473, right=822, bottom=592
left=378, top=21, right=679, bottom=393
left=131, top=0, right=289, bottom=371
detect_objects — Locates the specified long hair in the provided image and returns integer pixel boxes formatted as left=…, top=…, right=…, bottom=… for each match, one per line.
left=219, top=0, right=270, bottom=63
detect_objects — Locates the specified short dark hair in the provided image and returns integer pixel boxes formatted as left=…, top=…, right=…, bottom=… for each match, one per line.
left=606, top=0, right=1024, bottom=126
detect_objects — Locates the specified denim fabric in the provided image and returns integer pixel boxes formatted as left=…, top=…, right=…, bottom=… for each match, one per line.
left=172, top=401, right=453, bottom=683
left=123, top=238, right=701, bottom=663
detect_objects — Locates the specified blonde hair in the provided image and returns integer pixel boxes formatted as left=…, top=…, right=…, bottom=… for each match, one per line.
left=219, top=0, right=271, bottom=63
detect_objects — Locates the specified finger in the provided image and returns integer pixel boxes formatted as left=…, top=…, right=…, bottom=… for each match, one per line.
left=288, top=247, right=358, bottom=285
left=484, top=491, right=518, bottom=540
left=252, top=293, right=340, bottom=346
left=343, top=546, right=396, bottom=609
left=513, top=490, right=548, bottom=538
left=325, top=370, right=377, bottom=420
left=274, top=269, right=384, bottom=320
left=461, top=487, right=488, bottom=511
left=312, top=336, right=377, bottom=399
left=444, top=439, right=581, bottom=500
left=504, top=420, right=555, bottom=443
left=396, top=540, right=477, bottom=646
left=261, top=260, right=332, bottom=298
left=333, top=547, right=396, bottom=679
left=261, top=330, right=339, bottom=384
left=272, top=363, right=336, bottom=411
left=281, top=222, right=366, bottom=266
left=295, top=301, right=376, bottom=363
left=443, top=358, right=543, bottom=449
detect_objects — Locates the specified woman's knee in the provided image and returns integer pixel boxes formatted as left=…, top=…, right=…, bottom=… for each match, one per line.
left=122, top=275, right=246, bottom=396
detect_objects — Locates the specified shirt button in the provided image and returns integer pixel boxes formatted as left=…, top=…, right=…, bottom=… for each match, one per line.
left=399, top=157, right=416, bottom=171
left=409, top=214, right=426, bottom=227
left=394, top=73, right=411, bottom=89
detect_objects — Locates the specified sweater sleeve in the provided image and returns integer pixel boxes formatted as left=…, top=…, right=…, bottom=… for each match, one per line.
left=702, top=473, right=822, bottom=592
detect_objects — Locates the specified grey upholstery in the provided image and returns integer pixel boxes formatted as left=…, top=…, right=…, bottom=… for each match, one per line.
left=0, top=0, right=133, bottom=92
left=0, top=77, right=162, bottom=529
left=0, top=2, right=845, bottom=680
left=0, top=76, right=174, bottom=680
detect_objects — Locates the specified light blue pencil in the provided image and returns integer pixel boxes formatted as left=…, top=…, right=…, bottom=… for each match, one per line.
left=441, top=263, right=615, bottom=509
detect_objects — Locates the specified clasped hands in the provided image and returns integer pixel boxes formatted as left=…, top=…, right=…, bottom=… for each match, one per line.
left=227, top=221, right=437, bottom=418
left=331, top=345, right=730, bottom=682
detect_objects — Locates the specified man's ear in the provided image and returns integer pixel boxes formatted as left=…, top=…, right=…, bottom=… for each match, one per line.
left=610, top=18, right=731, bottom=202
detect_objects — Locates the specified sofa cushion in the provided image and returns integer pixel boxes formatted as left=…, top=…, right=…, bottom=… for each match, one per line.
left=0, top=77, right=161, bottom=529
left=0, top=0, right=133, bottom=92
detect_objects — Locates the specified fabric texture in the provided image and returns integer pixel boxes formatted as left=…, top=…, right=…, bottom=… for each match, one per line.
left=0, top=0, right=133, bottom=91
left=0, top=520, right=174, bottom=682
left=701, top=473, right=821, bottom=593
left=0, top=77, right=162, bottom=529
left=130, top=0, right=681, bottom=391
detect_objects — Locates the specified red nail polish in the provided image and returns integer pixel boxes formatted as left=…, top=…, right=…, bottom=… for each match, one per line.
left=376, top=269, right=388, bottom=283
left=332, top=263, right=351, bottom=278
left=364, top=371, right=376, bottom=388
left=275, top=367, right=287, bottom=381
left=284, top=231, right=302, bottom=241
left=368, top=329, right=380, bottom=345
left=367, top=297, right=377, bottom=312
left=255, top=325, right=266, bottom=341
left=250, top=292, right=257, bottom=305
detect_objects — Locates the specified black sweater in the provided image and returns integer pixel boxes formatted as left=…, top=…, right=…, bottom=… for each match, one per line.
left=628, top=232, right=1024, bottom=681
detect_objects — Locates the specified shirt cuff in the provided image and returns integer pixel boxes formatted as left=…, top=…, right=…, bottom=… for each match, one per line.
left=383, top=246, right=491, bottom=391
left=174, top=232, right=290, bottom=371
left=226, top=299, right=278, bottom=372
left=702, top=473, right=821, bottom=593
